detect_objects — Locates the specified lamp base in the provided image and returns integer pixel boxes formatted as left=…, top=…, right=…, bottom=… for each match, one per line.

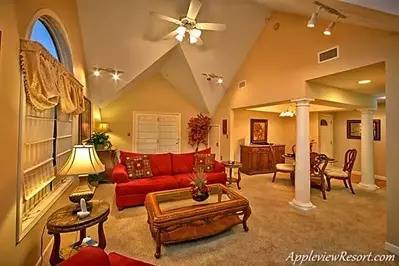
left=69, top=175, right=96, bottom=214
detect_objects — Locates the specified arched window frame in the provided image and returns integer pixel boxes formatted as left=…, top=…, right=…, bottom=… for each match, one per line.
left=17, top=10, right=76, bottom=242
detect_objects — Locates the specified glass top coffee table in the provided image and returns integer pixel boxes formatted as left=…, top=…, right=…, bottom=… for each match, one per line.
left=144, top=184, right=251, bottom=259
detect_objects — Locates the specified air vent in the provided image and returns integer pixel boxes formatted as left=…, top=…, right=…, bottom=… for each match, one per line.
left=238, top=80, right=247, bottom=88
left=318, top=46, right=339, bottom=63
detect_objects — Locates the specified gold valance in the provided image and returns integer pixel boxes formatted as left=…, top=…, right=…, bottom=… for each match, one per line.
left=20, top=39, right=84, bottom=115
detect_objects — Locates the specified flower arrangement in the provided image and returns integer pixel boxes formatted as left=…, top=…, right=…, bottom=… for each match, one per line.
left=188, top=113, right=212, bottom=152
left=189, top=168, right=209, bottom=201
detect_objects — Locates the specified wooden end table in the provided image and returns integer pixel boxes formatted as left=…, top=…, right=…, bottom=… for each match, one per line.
left=222, top=161, right=243, bottom=189
left=46, top=200, right=110, bottom=266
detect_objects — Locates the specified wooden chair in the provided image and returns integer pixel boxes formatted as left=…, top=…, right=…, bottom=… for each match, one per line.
left=271, top=145, right=295, bottom=186
left=310, top=153, right=329, bottom=200
left=324, top=149, right=357, bottom=194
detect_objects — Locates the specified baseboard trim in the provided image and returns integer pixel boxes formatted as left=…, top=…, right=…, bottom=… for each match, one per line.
left=385, top=241, right=399, bottom=255
left=351, top=171, right=386, bottom=181
left=35, top=236, right=54, bottom=266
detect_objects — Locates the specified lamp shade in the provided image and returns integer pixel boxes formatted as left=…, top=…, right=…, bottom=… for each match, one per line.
left=58, top=145, right=105, bottom=176
left=97, top=122, right=112, bottom=133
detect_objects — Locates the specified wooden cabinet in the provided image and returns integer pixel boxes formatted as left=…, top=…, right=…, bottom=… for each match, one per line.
left=240, top=145, right=285, bottom=175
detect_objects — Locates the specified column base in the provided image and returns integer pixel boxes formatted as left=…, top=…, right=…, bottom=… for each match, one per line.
left=289, top=199, right=316, bottom=211
left=358, top=182, right=379, bottom=190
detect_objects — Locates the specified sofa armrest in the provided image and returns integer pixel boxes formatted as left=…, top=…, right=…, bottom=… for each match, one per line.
left=112, top=163, right=129, bottom=184
left=213, top=160, right=225, bottom=173
left=59, top=247, right=110, bottom=266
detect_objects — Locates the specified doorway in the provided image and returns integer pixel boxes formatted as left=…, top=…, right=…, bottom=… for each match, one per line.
left=319, top=114, right=334, bottom=158
left=208, top=125, right=221, bottom=160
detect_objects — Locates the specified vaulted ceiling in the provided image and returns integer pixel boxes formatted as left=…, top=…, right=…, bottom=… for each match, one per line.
left=77, top=0, right=399, bottom=114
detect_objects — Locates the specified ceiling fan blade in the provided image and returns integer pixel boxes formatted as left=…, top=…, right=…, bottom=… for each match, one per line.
left=187, top=0, right=202, bottom=20
left=162, top=29, right=178, bottom=40
left=196, top=23, right=227, bottom=31
left=195, top=37, right=204, bottom=46
left=150, top=11, right=181, bottom=25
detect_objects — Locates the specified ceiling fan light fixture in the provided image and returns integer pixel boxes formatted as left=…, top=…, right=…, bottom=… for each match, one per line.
left=217, top=77, right=223, bottom=84
left=191, top=28, right=202, bottom=38
left=175, top=33, right=185, bottom=42
left=176, top=26, right=186, bottom=35
left=189, top=35, right=198, bottom=44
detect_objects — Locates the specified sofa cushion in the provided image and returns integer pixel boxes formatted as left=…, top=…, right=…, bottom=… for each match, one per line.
left=194, top=153, right=215, bottom=172
left=126, top=155, right=153, bottom=179
left=175, top=172, right=227, bottom=188
left=120, top=151, right=143, bottom=165
left=148, top=153, right=172, bottom=176
left=171, top=148, right=213, bottom=175
left=115, top=175, right=178, bottom=195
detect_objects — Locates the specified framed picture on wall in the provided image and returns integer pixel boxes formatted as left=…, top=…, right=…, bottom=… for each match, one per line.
left=78, top=97, right=92, bottom=143
left=250, top=119, right=268, bottom=144
left=347, top=119, right=381, bottom=141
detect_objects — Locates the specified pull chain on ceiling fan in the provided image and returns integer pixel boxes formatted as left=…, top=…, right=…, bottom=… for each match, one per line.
left=150, top=0, right=227, bottom=46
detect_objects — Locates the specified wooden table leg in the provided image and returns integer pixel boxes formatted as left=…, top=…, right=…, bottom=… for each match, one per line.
left=237, top=168, right=242, bottom=190
left=79, top=228, right=86, bottom=243
left=49, top=233, right=63, bottom=266
left=243, top=206, right=252, bottom=232
left=154, top=230, right=161, bottom=259
left=229, top=168, right=233, bottom=184
left=98, top=221, right=107, bottom=249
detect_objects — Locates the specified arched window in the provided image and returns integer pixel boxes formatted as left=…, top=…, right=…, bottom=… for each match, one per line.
left=18, top=16, right=74, bottom=241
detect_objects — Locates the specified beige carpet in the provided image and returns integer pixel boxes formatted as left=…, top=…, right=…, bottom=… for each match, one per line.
left=44, top=174, right=397, bottom=266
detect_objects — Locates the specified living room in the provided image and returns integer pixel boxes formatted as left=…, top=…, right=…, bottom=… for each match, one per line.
left=0, top=0, right=398, bottom=265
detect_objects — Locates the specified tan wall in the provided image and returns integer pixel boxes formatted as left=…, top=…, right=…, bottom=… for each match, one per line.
left=101, top=74, right=203, bottom=153
left=0, top=0, right=88, bottom=265
left=333, top=105, right=386, bottom=177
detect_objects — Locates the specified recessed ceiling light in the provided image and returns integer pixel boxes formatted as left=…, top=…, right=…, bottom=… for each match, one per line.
left=358, top=80, right=371, bottom=84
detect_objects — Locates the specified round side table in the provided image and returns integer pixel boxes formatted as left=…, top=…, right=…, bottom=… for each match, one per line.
left=46, top=200, right=110, bottom=266
left=222, top=161, right=243, bottom=190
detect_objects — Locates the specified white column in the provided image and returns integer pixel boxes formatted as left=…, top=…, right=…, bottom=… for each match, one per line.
left=358, top=109, right=378, bottom=190
left=289, top=98, right=315, bottom=210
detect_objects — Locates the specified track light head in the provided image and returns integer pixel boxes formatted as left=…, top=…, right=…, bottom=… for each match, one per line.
left=307, top=6, right=321, bottom=28
left=93, top=69, right=101, bottom=77
left=323, top=20, right=336, bottom=36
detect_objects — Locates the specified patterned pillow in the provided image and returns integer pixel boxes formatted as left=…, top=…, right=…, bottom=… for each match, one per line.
left=194, top=153, right=215, bottom=172
left=125, top=155, right=153, bottom=179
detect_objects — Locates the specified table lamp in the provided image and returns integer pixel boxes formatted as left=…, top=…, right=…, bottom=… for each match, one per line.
left=97, top=122, right=112, bottom=133
left=58, top=145, right=105, bottom=213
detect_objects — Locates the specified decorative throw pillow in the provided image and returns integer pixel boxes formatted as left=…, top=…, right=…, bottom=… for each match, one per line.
left=194, top=153, right=215, bottom=173
left=125, top=155, right=153, bottom=179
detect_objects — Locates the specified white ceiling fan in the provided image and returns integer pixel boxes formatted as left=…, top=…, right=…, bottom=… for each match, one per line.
left=150, top=0, right=227, bottom=46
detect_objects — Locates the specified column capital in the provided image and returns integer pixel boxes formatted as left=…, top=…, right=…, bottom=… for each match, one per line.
left=291, top=98, right=315, bottom=107
left=358, top=108, right=377, bottom=114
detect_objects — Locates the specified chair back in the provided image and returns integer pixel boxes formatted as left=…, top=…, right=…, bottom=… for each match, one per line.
left=343, top=149, right=357, bottom=173
left=310, top=153, right=329, bottom=177
left=269, top=145, right=277, bottom=167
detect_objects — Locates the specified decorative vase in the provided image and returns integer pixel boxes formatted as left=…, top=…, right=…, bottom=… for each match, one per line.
left=191, top=188, right=209, bottom=202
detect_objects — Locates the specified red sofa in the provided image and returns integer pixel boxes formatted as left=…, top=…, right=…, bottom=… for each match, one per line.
left=59, top=246, right=153, bottom=266
left=112, top=148, right=227, bottom=210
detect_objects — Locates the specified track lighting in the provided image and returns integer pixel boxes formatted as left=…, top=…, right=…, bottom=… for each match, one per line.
left=202, top=73, right=223, bottom=84
left=307, top=1, right=346, bottom=36
left=92, top=67, right=124, bottom=81
left=307, top=6, right=321, bottom=28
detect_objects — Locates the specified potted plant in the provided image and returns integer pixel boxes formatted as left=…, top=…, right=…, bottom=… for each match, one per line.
left=189, top=169, right=209, bottom=202
left=188, top=113, right=211, bottom=152
left=86, top=132, right=112, bottom=151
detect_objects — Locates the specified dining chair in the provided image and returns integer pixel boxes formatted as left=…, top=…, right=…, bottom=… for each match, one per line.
left=271, top=145, right=295, bottom=186
left=310, top=153, right=329, bottom=200
left=324, top=149, right=357, bottom=194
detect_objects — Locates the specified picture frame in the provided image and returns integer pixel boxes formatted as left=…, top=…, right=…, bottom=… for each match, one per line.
left=250, top=119, right=268, bottom=145
left=78, top=96, right=92, bottom=143
left=346, top=119, right=381, bottom=141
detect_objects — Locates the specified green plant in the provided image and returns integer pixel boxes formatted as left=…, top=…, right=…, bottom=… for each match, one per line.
left=189, top=168, right=208, bottom=194
left=86, top=132, right=112, bottom=150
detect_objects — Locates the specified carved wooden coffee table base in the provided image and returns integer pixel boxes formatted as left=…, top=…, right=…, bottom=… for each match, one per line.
left=145, top=184, right=251, bottom=259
